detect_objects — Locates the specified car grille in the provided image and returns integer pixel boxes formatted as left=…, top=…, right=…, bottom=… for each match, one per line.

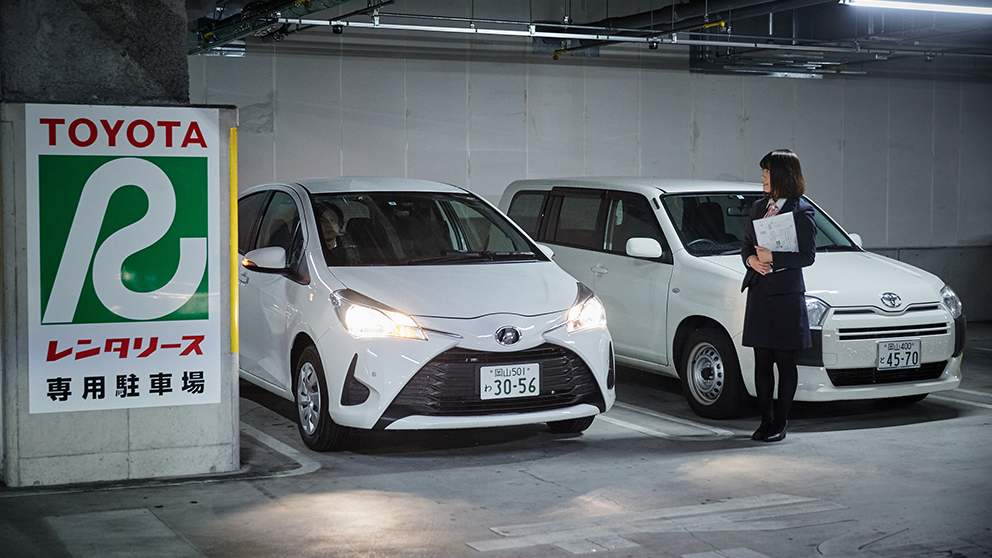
left=836, top=321, right=949, bottom=341
left=375, top=344, right=605, bottom=429
left=826, top=361, right=947, bottom=387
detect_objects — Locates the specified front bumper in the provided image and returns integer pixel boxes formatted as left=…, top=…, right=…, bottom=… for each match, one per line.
left=319, top=311, right=615, bottom=430
left=791, top=308, right=964, bottom=401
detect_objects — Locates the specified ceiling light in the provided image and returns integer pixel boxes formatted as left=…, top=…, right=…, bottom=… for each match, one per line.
left=839, top=0, right=992, bottom=15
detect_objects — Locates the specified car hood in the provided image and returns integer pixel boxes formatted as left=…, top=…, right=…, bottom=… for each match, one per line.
left=707, top=251, right=944, bottom=308
left=327, top=261, right=581, bottom=318
left=804, top=252, right=944, bottom=308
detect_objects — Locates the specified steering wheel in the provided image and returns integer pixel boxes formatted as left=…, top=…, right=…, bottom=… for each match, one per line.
left=686, top=238, right=717, bottom=248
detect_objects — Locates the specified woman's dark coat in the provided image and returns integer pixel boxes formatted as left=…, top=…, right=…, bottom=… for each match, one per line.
left=740, top=197, right=817, bottom=350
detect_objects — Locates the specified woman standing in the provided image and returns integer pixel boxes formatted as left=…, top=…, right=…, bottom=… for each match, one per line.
left=741, top=149, right=816, bottom=442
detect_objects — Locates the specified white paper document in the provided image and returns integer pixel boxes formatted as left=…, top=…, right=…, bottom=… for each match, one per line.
left=754, top=212, right=798, bottom=252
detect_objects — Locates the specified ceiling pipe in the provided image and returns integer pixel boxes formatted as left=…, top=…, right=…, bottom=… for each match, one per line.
left=556, top=0, right=838, bottom=56
left=578, top=0, right=838, bottom=31
left=283, top=17, right=910, bottom=58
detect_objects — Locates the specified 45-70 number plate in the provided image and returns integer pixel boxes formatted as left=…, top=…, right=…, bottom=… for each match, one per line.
left=877, top=339, right=921, bottom=370
left=480, top=364, right=540, bottom=400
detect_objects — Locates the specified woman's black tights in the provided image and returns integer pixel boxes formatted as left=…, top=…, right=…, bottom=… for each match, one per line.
left=753, top=347, right=798, bottom=428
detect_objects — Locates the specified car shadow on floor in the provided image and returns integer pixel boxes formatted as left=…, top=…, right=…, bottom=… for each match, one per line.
left=614, top=365, right=963, bottom=434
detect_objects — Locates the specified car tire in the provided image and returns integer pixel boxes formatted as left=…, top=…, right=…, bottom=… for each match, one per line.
left=294, top=345, right=349, bottom=451
left=679, top=328, right=748, bottom=419
left=547, top=416, right=595, bottom=434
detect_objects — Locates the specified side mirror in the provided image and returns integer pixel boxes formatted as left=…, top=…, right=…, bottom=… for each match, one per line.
left=848, top=233, right=863, bottom=248
left=626, top=237, right=663, bottom=259
left=242, top=246, right=288, bottom=272
left=537, top=243, right=555, bottom=259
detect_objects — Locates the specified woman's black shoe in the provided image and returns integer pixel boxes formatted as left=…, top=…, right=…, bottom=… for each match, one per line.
left=764, top=422, right=788, bottom=442
left=751, top=422, right=772, bottom=441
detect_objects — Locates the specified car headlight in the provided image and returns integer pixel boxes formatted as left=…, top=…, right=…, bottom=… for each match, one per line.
left=805, top=296, right=829, bottom=330
left=332, top=290, right=427, bottom=340
left=567, top=294, right=607, bottom=333
left=940, top=285, right=963, bottom=319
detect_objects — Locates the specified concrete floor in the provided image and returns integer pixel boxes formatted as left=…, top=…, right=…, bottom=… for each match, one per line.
left=2, top=324, right=991, bottom=558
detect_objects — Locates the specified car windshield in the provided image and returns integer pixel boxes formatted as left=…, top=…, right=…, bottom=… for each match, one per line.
left=661, top=192, right=859, bottom=257
left=310, top=191, right=543, bottom=266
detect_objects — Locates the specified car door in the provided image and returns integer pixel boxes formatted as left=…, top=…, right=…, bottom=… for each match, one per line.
left=239, top=189, right=306, bottom=391
left=587, top=191, right=673, bottom=367
left=536, top=188, right=606, bottom=293
left=237, top=191, right=267, bottom=376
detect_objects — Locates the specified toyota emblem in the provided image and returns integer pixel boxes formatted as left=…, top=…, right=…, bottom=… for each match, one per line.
left=880, top=292, right=902, bottom=308
left=495, top=326, right=522, bottom=346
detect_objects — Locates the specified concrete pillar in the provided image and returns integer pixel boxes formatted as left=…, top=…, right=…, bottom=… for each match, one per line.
left=0, top=0, right=189, bottom=105
left=0, top=1, right=240, bottom=486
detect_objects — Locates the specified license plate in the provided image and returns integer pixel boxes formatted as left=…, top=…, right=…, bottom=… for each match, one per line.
left=877, top=339, right=922, bottom=370
left=480, top=363, right=540, bottom=400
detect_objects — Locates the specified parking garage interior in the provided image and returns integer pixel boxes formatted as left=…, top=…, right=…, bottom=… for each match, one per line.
left=1, top=1, right=991, bottom=557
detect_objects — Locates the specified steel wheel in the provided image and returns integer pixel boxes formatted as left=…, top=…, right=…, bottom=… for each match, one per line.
left=686, top=342, right=724, bottom=406
left=679, top=327, right=747, bottom=419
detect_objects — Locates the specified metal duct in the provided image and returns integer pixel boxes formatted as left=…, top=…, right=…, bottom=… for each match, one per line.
left=188, top=0, right=352, bottom=54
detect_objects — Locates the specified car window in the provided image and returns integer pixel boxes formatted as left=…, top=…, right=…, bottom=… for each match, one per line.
left=506, top=191, right=546, bottom=238
left=310, top=192, right=543, bottom=266
left=662, top=193, right=859, bottom=256
left=604, top=193, right=665, bottom=256
left=256, top=191, right=303, bottom=266
left=237, top=192, right=267, bottom=254
left=547, top=193, right=603, bottom=250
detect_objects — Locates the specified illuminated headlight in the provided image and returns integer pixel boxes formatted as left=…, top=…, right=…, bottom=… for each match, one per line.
left=805, top=296, right=829, bottom=330
left=940, top=285, right=963, bottom=319
left=333, top=291, right=427, bottom=340
left=567, top=295, right=607, bottom=333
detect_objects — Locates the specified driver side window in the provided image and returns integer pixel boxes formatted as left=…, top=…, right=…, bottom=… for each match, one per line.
left=256, top=191, right=303, bottom=268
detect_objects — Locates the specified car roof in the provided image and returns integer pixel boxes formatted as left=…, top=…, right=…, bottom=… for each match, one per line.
left=505, top=177, right=764, bottom=196
left=241, top=176, right=468, bottom=197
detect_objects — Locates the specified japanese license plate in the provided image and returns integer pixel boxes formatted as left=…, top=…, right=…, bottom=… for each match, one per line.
left=480, top=363, right=540, bottom=400
left=877, top=339, right=922, bottom=370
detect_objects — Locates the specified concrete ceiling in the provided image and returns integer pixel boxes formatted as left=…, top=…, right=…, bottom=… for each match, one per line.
left=187, top=0, right=992, bottom=81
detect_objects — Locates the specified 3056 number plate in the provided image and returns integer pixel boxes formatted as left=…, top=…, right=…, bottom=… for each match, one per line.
left=480, top=364, right=540, bottom=400
left=877, top=339, right=921, bottom=370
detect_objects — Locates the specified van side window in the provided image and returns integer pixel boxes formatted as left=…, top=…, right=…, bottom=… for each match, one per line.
left=604, top=193, right=664, bottom=256
left=506, top=191, right=546, bottom=238
left=548, top=193, right=604, bottom=250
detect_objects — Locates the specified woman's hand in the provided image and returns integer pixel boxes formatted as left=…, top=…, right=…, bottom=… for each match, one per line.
left=755, top=246, right=773, bottom=263
left=750, top=247, right=773, bottom=275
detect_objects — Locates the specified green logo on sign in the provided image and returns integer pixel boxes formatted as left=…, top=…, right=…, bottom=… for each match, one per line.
left=39, top=156, right=209, bottom=324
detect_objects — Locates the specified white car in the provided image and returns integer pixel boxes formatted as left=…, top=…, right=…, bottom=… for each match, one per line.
left=238, top=177, right=614, bottom=451
left=500, top=178, right=965, bottom=419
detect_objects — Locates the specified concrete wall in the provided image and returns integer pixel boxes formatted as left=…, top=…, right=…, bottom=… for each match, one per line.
left=0, top=0, right=189, bottom=105
left=188, top=26, right=992, bottom=320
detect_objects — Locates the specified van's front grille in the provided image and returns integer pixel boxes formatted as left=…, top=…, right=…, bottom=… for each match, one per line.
left=375, top=344, right=605, bottom=429
left=836, top=322, right=949, bottom=341
left=826, top=361, right=947, bottom=386
left=832, top=304, right=941, bottom=317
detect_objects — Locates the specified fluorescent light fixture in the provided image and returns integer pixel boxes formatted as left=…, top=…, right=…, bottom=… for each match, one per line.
left=839, top=0, right=992, bottom=15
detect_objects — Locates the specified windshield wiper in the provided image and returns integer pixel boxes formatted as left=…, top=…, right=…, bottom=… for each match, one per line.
left=406, top=250, right=536, bottom=265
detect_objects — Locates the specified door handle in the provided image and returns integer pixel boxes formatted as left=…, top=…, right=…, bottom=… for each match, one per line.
left=239, top=273, right=249, bottom=285
left=591, top=265, right=608, bottom=276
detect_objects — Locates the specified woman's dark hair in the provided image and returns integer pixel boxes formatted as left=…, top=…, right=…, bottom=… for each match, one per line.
left=760, top=149, right=805, bottom=199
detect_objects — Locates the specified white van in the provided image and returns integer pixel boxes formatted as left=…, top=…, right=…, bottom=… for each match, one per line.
left=499, top=178, right=965, bottom=419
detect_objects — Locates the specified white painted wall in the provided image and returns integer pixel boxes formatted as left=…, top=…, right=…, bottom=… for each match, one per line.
left=188, top=27, right=992, bottom=318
